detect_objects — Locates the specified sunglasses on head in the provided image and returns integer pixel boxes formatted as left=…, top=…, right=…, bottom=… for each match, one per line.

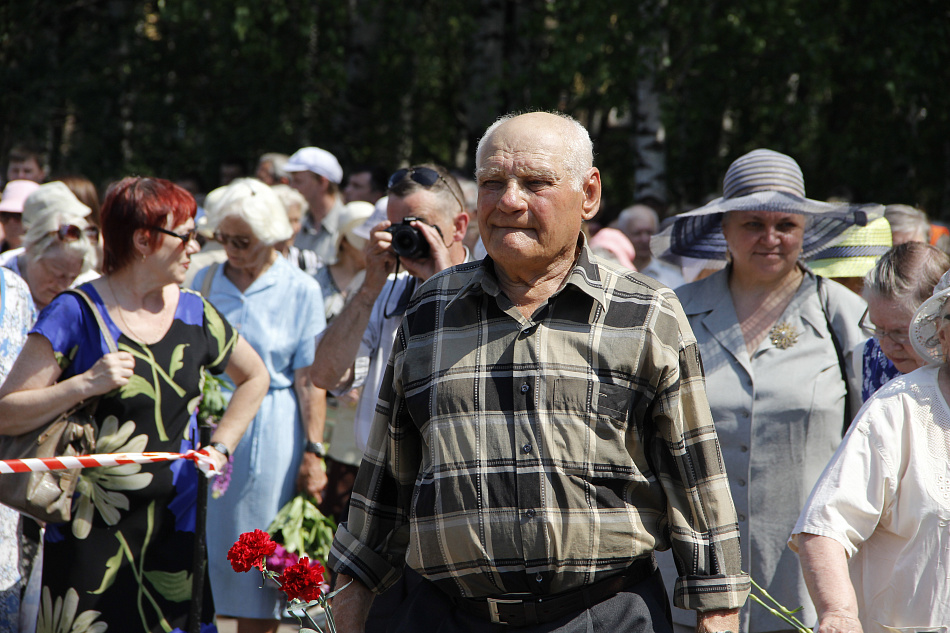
left=388, top=166, right=464, bottom=212
left=152, top=225, right=199, bottom=246
left=55, top=224, right=100, bottom=242
left=213, top=231, right=252, bottom=250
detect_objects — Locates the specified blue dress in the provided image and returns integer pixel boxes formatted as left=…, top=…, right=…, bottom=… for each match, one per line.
left=193, top=257, right=326, bottom=619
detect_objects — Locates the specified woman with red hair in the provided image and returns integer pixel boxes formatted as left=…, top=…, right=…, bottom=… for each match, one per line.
left=0, top=177, right=269, bottom=632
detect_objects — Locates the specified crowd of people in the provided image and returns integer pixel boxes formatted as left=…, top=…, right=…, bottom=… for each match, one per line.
left=0, top=112, right=948, bottom=633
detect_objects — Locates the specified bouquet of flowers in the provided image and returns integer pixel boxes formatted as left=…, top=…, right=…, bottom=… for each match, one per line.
left=227, top=529, right=345, bottom=633
left=265, top=494, right=337, bottom=574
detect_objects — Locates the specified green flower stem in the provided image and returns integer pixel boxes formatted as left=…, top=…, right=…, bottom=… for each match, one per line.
left=747, top=577, right=809, bottom=633
left=748, top=594, right=809, bottom=633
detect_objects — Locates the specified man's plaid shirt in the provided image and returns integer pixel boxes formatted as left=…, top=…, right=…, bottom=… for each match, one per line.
left=329, top=245, right=749, bottom=612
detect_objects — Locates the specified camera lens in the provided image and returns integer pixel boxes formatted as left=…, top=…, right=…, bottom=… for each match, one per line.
left=387, top=223, right=430, bottom=259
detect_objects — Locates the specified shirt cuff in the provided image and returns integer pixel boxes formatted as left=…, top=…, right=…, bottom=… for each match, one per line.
left=673, top=573, right=751, bottom=612
left=328, top=522, right=403, bottom=595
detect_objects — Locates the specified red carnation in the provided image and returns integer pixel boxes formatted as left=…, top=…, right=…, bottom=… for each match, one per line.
left=227, top=529, right=278, bottom=573
left=276, top=557, right=325, bottom=603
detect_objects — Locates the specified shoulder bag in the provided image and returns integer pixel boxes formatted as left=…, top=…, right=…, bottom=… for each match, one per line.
left=0, top=288, right=118, bottom=523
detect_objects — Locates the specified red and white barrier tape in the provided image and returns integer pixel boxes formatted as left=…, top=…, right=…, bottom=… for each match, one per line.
left=0, top=449, right=220, bottom=477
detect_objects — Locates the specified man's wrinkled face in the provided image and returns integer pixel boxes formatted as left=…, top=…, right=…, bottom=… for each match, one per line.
left=475, top=116, right=599, bottom=272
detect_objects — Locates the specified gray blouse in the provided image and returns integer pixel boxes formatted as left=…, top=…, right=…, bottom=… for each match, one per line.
left=658, top=266, right=866, bottom=632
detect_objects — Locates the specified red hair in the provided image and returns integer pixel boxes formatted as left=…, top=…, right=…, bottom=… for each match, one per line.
left=101, top=177, right=196, bottom=274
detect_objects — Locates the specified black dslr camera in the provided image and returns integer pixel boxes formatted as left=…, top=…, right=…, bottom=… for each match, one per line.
left=386, top=217, right=438, bottom=259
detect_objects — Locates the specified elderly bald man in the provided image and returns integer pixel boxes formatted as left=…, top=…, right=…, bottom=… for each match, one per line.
left=328, top=112, right=748, bottom=633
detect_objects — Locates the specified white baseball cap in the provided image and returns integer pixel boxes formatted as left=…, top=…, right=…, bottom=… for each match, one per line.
left=284, top=147, right=343, bottom=184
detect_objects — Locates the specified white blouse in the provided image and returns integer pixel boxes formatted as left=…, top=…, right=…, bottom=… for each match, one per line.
left=790, top=364, right=950, bottom=633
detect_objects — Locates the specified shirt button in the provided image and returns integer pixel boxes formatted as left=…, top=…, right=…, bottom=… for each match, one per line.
left=520, top=384, right=530, bottom=393
left=525, top=509, right=536, bottom=519
left=740, top=445, right=749, bottom=452
left=741, top=409, right=750, bottom=418
left=535, top=573, right=543, bottom=583
left=522, top=444, right=532, bottom=454
left=737, top=479, right=746, bottom=487
left=737, top=513, right=746, bottom=522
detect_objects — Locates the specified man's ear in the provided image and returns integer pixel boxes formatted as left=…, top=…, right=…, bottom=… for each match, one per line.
left=581, top=168, right=602, bottom=221
left=452, top=211, right=470, bottom=243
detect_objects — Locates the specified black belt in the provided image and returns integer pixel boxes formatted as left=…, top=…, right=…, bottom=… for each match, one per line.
left=449, top=555, right=657, bottom=627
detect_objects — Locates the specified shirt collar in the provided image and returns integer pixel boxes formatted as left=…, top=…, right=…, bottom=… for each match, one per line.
left=301, top=197, right=344, bottom=235
left=447, top=235, right=609, bottom=312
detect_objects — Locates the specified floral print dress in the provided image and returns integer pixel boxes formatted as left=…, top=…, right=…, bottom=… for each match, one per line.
left=31, top=284, right=236, bottom=633
left=0, top=269, right=35, bottom=632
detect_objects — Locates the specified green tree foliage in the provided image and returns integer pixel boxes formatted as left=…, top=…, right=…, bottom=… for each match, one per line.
left=2, top=0, right=949, bottom=219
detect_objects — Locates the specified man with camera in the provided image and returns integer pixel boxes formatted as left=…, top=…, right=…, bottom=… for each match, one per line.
left=310, top=164, right=469, bottom=631
left=310, top=163, right=469, bottom=432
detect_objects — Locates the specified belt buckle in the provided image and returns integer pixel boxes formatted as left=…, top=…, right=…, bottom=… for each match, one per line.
left=486, top=597, right=523, bottom=625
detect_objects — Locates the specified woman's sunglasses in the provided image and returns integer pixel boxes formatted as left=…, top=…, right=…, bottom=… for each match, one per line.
left=152, top=225, right=199, bottom=245
left=213, top=231, right=252, bottom=251
left=55, top=224, right=100, bottom=242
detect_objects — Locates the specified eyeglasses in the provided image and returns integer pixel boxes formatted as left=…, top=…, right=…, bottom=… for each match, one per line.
left=55, top=224, right=100, bottom=242
left=388, top=166, right=465, bottom=212
left=213, top=231, right=252, bottom=250
left=859, top=308, right=911, bottom=345
left=152, top=225, right=199, bottom=246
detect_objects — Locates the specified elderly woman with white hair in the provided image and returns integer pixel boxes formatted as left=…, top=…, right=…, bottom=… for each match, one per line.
left=191, top=178, right=328, bottom=633
left=790, top=268, right=950, bottom=633
left=0, top=181, right=98, bottom=310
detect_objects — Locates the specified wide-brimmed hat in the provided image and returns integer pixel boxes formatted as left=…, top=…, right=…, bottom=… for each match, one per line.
left=805, top=217, right=892, bottom=278
left=652, top=149, right=882, bottom=264
left=910, top=269, right=950, bottom=365
left=336, top=201, right=376, bottom=252
left=351, top=196, right=389, bottom=242
left=22, top=182, right=91, bottom=229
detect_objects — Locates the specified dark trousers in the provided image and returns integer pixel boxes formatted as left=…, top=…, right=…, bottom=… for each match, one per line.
left=387, top=569, right=674, bottom=633
left=364, top=567, right=426, bottom=633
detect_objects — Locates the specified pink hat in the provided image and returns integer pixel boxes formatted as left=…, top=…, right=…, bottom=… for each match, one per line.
left=589, top=228, right=637, bottom=270
left=0, top=180, right=41, bottom=213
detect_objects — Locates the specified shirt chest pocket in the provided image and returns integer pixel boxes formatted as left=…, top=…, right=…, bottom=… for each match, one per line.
left=551, top=378, right=634, bottom=430
left=547, top=378, right=637, bottom=475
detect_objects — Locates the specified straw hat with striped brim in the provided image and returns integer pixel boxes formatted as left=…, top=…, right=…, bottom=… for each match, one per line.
left=652, top=149, right=882, bottom=265
left=805, top=217, right=892, bottom=278
left=910, top=269, right=950, bottom=365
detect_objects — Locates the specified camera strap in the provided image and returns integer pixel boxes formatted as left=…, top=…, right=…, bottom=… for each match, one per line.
left=383, top=261, right=417, bottom=320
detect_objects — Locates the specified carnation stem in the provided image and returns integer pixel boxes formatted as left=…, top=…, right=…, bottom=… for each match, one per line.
left=748, top=578, right=810, bottom=633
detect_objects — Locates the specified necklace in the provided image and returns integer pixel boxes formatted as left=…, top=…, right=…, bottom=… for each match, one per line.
left=107, top=277, right=151, bottom=343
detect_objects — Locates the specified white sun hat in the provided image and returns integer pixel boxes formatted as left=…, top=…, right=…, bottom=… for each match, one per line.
left=910, top=268, right=950, bottom=365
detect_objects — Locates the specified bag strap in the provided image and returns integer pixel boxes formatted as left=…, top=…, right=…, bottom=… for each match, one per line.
left=65, top=288, right=118, bottom=354
left=200, top=262, right=221, bottom=299
left=816, top=276, right=853, bottom=435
